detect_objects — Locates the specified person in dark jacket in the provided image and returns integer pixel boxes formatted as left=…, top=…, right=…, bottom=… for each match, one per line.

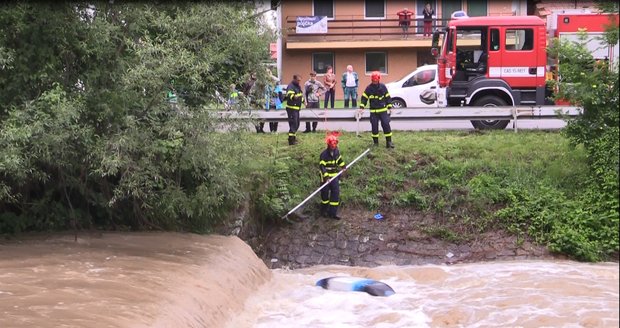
left=285, top=74, right=305, bottom=145
left=242, top=72, right=266, bottom=133
left=359, top=71, right=394, bottom=148
left=319, top=133, right=346, bottom=220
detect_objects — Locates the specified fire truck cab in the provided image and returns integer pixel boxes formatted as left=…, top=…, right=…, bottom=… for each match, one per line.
left=432, top=16, right=548, bottom=129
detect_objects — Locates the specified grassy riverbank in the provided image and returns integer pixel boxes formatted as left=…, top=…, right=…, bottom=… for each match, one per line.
left=246, top=129, right=617, bottom=262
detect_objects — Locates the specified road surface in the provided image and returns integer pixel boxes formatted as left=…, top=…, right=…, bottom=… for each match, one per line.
left=249, top=119, right=567, bottom=133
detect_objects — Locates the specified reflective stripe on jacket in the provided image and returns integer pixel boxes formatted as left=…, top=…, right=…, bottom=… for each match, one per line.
left=319, top=148, right=345, bottom=178
left=360, top=83, right=392, bottom=113
left=285, top=82, right=303, bottom=110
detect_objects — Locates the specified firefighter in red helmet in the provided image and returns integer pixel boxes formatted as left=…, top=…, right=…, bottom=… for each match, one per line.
left=318, top=132, right=346, bottom=220
left=359, top=71, right=394, bottom=148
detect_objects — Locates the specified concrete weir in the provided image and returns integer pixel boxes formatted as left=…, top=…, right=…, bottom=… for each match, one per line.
left=0, top=233, right=271, bottom=328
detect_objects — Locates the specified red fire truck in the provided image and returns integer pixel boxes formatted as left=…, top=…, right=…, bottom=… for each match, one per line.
left=432, top=16, right=549, bottom=129
left=431, top=13, right=617, bottom=130
left=548, top=11, right=618, bottom=64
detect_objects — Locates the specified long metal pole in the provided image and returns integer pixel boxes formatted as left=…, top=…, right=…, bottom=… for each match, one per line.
left=355, top=109, right=361, bottom=137
left=281, top=148, right=371, bottom=220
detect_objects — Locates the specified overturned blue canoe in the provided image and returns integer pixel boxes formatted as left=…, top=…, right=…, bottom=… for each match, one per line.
left=316, top=276, right=395, bottom=297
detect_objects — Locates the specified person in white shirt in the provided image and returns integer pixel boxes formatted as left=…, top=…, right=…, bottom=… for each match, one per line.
left=340, top=65, right=359, bottom=108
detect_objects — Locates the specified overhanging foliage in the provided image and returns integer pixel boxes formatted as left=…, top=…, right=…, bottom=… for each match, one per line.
left=0, top=2, right=272, bottom=232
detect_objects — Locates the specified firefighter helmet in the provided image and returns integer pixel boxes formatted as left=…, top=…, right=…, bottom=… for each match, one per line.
left=325, top=132, right=339, bottom=149
left=326, top=135, right=338, bottom=149
left=371, top=71, right=381, bottom=82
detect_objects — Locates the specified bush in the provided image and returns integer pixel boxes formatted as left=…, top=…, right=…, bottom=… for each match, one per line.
left=545, top=14, right=619, bottom=260
left=0, top=3, right=272, bottom=233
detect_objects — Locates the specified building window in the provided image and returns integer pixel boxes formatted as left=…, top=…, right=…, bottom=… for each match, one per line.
left=506, top=29, right=534, bottom=51
left=313, top=0, right=334, bottom=18
left=442, top=0, right=462, bottom=21
left=365, top=52, right=386, bottom=73
left=365, top=0, right=385, bottom=19
left=417, top=50, right=435, bottom=67
left=312, top=52, right=334, bottom=74
left=467, top=0, right=488, bottom=17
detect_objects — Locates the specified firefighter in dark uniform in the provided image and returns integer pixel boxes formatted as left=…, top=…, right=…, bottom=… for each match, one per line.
left=284, top=74, right=305, bottom=145
left=319, top=133, right=346, bottom=220
left=359, top=71, right=395, bottom=148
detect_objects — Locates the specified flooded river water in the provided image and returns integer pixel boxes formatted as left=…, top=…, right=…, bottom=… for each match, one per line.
left=0, top=233, right=617, bottom=328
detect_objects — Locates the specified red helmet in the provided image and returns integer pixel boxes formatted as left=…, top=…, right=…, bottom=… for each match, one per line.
left=325, top=132, right=340, bottom=149
left=326, top=135, right=338, bottom=149
left=371, top=71, right=381, bottom=82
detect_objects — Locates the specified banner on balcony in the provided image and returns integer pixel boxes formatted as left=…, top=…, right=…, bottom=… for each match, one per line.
left=296, top=16, right=328, bottom=34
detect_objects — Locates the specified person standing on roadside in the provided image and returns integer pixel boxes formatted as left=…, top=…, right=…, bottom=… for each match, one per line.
left=303, top=71, right=326, bottom=133
left=341, top=65, right=358, bottom=108
left=423, top=3, right=435, bottom=37
left=359, top=71, right=394, bottom=149
left=266, top=79, right=284, bottom=133
left=241, top=72, right=256, bottom=99
left=226, top=83, right=239, bottom=111
left=242, top=72, right=266, bottom=133
left=285, top=74, right=304, bottom=145
left=323, top=65, right=336, bottom=109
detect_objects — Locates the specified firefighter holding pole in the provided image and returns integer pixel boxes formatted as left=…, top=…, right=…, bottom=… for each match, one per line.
left=319, top=132, right=346, bottom=220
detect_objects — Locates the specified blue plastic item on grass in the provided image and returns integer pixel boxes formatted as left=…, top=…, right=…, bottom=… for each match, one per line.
left=374, top=213, right=384, bottom=220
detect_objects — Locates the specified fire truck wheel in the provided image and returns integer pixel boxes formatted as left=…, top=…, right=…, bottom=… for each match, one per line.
left=470, top=96, right=510, bottom=130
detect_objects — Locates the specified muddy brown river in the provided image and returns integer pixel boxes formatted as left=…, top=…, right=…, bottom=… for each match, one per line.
left=0, top=233, right=617, bottom=327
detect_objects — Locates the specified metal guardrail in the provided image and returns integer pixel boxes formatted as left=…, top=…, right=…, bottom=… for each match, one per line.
left=215, top=106, right=582, bottom=132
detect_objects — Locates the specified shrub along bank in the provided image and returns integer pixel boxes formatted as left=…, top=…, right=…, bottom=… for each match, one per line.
left=251, top=130, right=617, bottom=262
left=1, top=127, right=617, bottom=262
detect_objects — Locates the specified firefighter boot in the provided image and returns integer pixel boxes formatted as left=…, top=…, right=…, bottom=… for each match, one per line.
left=386, top=137, right=395, bottom=149
left=320, top=204, right=328, bottom=217
left=373, top=137, right=379, bottom=146
left=288, top=136, right=296, bottom=146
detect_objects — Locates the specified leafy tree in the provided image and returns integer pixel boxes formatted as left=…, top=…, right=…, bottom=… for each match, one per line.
left=545, top=3, right=619, bottom=260
left=0, top=2, right=273, bottom=233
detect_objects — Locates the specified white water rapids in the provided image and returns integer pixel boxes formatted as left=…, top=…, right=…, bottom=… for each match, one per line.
left=230, top=262, right=619, bottom=328
left=0, top=233, right=617, bottom=328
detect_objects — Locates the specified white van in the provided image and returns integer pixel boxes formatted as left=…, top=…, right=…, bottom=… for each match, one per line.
left=385, top=65, right=441, bottom=108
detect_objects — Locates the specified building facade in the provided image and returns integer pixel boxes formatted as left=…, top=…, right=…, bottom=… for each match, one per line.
left=277, top=0, right=527, bottom=100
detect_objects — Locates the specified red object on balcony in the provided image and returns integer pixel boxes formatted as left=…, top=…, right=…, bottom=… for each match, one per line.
left=270, top=43, right=277, bottom=59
